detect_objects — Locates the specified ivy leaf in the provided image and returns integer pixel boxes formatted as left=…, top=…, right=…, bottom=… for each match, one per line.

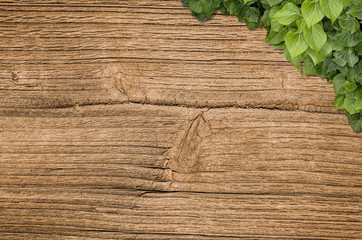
left=355, top=42, right=362, bottom=55
left=189, top=0, right=223, bottom=16
left=338, top=14, right=360, bottom=33
left=345, top=96, right=360, bottom=114
left=346, top=112, right=362, bottom=132
left=302, top=22, right=327, bottom=52
left=267, top=28, right=288, bottom=44
left=285, top=28, right=309, bottom=59
left=303, top=56, right=318, bottom=75
left=320, top=0, right=343, bottom=23
left=342, top=79, right=357, bottom=92
left=307, top=39, right=333, bottom=65
left=192, top=12, right=211, bottom=22
left=356, top=90, right=362, bottom=102
left=189, top=0, right=204, bottom=13
left=301, top=0, right=325, bottom=28
left=343, top=0, right=353, bottom=7
left=266, top=0, right=283, bottom=7
left=334, top=94, right=346, bottom=109
left=347, top=2, right=362, bottom=20
left=333, top=31, right=362, bottom=47
left=333, top=74, right=349, bottom=95
left=284, top=48, right=306, bottom=72
left=273, top=2, right=301, bottom=25
left=245, top=6, right=261, bottom=29
left=202, top=0, right=223, bottom=15
left=181, top=0, right=190, bottom=7
left=333, top=50, right=359, bottom=67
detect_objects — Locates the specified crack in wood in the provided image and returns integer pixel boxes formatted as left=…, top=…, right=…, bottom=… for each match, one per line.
left=163, top=111, right=211, bottom=174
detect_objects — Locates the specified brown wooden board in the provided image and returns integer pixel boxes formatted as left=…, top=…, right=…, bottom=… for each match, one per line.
left=0, top=0, right=361, bottom=239
left=0, top=0, right=336, bottom=112
left=1, top=105, right=361, bottom=239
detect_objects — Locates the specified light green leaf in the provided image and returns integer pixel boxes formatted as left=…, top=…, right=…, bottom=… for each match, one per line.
left=342, top=79, right=357, bottom=92
left=334, top=94, right=346, bottom=109
left=306, top=39, right=333, bottom=65
left=285, top=29, right=309, bottom=59
left=284, top=48, right=306, bottom=73
left=345, top=96, right=360, bottom=114
left=301, top=0, right=325, bottom=28
left=303, top=22, right=327, bottom=52
left=273, top=2, right=301, bottom=25
left=320, top=0, right=343, bottom=23
left=267, top=28, right=288, bottom=44
left=266, top=0, right=283, bottom=7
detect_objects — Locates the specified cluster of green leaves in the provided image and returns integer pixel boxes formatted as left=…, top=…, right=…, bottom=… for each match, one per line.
left=181, top=0, right=362, bottom=132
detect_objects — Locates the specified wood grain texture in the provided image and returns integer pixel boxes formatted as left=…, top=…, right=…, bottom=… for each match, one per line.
left=0, top=0, right=337, bottom=112
left=0, top=0, right=361, bottom=239
left=0, top=105, right=361, bottom=239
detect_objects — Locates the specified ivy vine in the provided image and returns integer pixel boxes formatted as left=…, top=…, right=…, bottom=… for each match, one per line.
left=180, top=0, right=362, bottom=132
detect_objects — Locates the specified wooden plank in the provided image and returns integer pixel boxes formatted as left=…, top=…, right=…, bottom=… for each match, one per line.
left=0, top=104, right=361, bottom=239
left=0, top=0, right=337, bottom=112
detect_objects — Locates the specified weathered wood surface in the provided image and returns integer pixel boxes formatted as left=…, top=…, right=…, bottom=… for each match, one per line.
left=0, top=0, right=361, bottom=239
left=0, top=0, right=336, bottom=112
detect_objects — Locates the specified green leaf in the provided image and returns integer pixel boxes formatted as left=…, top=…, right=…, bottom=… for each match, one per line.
left=181, top=0, right=190, bottom=7
left=229, top=0, right=243, bottom=16
left=189, top=0, right=223, bottom=16
left=347, top=2, right=362, bottom=20
left=333, top=50, right=359, bottom=67
left=338, top=14, right=360, bottom=33
left=189, top=0, right=204, bottom=13
left=192, top=12, right=211, bottom=22
left=346, top=112, right=362, bottom=132
left=321, top=57, right=339, bottom=76
left=355, top=42, right=362, bottom=55
left=307, top=39, right=333, bottom=65
left=266, top=0, right=283, bottom=7
left=271, top=19, right=284, bottom=32
left=284, top=47, right=306, bottom=73
left=320, top=0, right=343, bottom=23
left=333, top=74, right=349, bottom=94
left=301, top=0, right=325, bottom=28
left=267, top=27, right=288, bottom=44
left=343, top=0, right=353, bottom=7
left=344, top=96, right=360, bottom=114
left=355, top=89, right=362, bottom=102
left=334, top=94, right=346, bottom=109
left=202, top=0, right=223, bottom=15
left=302, top=22, right=327, bottom=52
left=245, top=6, right=261, bottom=23
left=285, top=28, right=309, bottom=59
left=334, top=31, right=362, bottom=47
left=342, top=79, right=357, bottom=92
left=273, top=2, right=301, bottom=25
left=303, top=56, right=318, bottom=75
